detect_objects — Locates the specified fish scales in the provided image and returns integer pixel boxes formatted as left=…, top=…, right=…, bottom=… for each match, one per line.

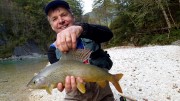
left=62, top=60, right=112, bottom=82
left=27, top=49, right=123, bottom=95
left=46, top=59, right=111, bottom=84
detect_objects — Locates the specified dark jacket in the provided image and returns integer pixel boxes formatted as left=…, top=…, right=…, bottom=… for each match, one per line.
left=47, top=23, right=113, bottom=70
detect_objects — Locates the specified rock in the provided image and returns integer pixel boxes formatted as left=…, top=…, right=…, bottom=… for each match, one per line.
left=171, top=40, right=180, bottom=46
left=13, top=40, right=43, bottom=56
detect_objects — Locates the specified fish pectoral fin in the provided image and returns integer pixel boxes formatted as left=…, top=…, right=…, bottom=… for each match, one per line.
left=97, top=81, right=107, bottom=88
left=46, top=84, right=55, bottom=95
left=77, top=82, right=86, bottom=94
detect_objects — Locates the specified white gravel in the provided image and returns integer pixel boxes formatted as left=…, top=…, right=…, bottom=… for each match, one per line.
left=29, top=45, right=180, bottom=101
left=108, top=45, right=180, bottom=101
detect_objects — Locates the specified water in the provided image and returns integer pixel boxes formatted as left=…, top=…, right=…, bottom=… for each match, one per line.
left=0, top=57, right=48, bottom=101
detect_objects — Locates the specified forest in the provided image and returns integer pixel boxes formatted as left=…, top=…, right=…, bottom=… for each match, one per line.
left=0, top=0, right=180, bottom=58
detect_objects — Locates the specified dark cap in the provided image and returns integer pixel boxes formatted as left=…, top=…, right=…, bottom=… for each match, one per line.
left=45, top=0, right=70, bottom=15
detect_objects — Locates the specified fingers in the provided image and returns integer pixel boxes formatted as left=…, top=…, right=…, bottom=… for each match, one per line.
left=65, top=76, right=71, bottom=93
left=66, top=35, right=72, bottom=50
left=57, top=76, right=84, bottom=93
left=70, top=76, right=77, bottom=91
left=56, top=32, right=76, bottom=52
left=56, top=26, right=80, bottom=52
left=57, top=83, right=64, bottom=92
left=64, top=76, right=83, bottom=93
left=71, top=33, right=77, bottom=50
left=76, top=77, right=83, bottom=83
left=56, top=33, right=69, bottom=52
left=65, top=76, right=77, bottom=93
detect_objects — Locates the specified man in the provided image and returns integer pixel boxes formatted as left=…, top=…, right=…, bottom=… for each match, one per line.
left=45, top=0, right=115, bottom=100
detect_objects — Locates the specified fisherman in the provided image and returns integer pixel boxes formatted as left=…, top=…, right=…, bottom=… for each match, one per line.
left=45, top=0, right=119, bottom=100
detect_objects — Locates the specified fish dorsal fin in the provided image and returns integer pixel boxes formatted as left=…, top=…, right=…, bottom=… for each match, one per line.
left=61, top=49, right=92, bottom=62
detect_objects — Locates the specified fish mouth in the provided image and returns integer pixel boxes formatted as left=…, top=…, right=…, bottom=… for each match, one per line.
left=26, top=82, right=33, bottom=88
left=26, top=78, right=35, bottom=88
left=26, top=83, right=37, bottom=89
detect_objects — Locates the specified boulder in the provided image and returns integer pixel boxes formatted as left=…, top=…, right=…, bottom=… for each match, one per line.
left=171, top=40, right=180, bottom=46
left=13, top=40, right=43, bottom=56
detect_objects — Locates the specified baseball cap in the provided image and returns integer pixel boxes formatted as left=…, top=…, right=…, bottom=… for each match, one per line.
left=45, top=0, right=70, bottom=15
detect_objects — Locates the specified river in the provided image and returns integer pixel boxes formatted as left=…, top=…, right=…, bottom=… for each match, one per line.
left=0, top=57, right=48, bottom=101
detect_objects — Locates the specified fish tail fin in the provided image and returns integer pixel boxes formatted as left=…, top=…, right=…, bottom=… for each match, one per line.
left=111, top=74, right=137, bottom=101
left=114, top=73, right=123, bottom=81
left=110, top=73, right=123, bottom=93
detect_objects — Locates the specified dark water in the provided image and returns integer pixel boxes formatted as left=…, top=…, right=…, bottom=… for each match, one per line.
left=0, top=57, right=48, bottom=101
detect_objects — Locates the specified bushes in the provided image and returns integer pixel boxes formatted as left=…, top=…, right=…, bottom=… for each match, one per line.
left=110, top=29, right=180, bottom=46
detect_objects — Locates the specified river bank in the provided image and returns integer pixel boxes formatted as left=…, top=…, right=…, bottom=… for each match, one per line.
left=0, top=54, right=47, bottom=61
left=0, top=58, right=48, bottom=101
left=0, top=45, right=180, bottom=101
left=108, top=45, right=180, bottom=100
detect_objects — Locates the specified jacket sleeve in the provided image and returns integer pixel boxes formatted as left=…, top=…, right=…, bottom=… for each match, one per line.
left=47, top=46, right=59, bottom=64
left=89, top=49, right=113, bottom=70
left=76, top=23, right=113, bottom=43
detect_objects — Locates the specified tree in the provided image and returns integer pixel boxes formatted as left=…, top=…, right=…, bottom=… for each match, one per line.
left=156, top=0, right=171, bottom=34
left=0, top=0, right=84, bottom=58
left=67, top=0, right=83, bottom=22
left=90, top=0, right=115, bottom=26
left=109, top=0, right=180, bottom=46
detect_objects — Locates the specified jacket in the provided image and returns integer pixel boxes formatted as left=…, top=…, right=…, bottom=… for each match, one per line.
left=47, top=23, right=113, bottom=70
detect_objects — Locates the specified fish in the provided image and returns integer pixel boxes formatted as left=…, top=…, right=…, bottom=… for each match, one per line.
left=27, top=49, right=123, bottom=95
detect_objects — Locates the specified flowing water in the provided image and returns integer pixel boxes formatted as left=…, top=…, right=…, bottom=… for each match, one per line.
left=0, top=57, right=48, bottom=101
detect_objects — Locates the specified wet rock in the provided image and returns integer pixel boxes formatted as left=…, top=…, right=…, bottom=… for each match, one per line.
left=13, top=40, right=43, bottom=56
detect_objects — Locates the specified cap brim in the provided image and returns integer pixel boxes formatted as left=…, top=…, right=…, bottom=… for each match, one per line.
left=45, top=0, right=70, bottom=15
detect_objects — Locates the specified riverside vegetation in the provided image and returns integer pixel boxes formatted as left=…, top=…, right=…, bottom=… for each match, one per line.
left=0, top=0, right=180, bottom=58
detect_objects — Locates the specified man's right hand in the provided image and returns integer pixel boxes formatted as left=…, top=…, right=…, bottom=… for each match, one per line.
left=57, top=76, right=84, bottom=93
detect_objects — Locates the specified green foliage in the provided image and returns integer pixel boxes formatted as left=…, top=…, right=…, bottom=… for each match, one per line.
left=1, top=0, right=180, bottom=58
left=66, top=0, right=83, bottom=22
left=89, top=0, right=115, bottom=26
left=109, top=12, right=136, bottom=46
left=107, top=0, right=180, bottom=47
left=0, top=0, right=83, bottom=58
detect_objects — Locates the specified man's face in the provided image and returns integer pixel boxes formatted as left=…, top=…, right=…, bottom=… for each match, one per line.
left=47, top=7, right=74, bottom=33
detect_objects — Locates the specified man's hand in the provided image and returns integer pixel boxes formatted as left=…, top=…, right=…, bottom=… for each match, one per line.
left=57, top=76, right=84, bottom=93
left=56, top=25, right=83, bottom=52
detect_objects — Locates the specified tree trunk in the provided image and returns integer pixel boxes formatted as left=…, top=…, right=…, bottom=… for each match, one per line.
left=156, top=0, right=171, bottom=37
left=165, top=1, right=177, bottom=28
